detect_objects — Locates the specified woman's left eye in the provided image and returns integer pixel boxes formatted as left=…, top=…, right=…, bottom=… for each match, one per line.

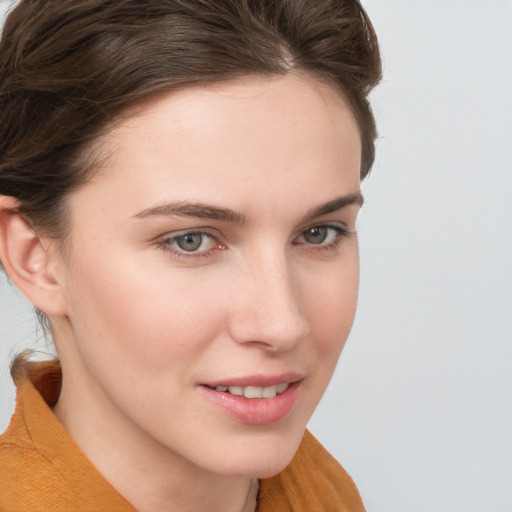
left=294, top=224, right=349, bottom=249
left=158, top=230, right=223, bottom=257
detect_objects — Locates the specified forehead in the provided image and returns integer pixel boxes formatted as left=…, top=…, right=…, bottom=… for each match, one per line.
left=73, top=74, right=361, bottom=222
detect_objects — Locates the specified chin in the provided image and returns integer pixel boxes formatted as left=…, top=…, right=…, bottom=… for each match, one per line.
left=207, top=425, right=305, bottom=479
left=216, top=452, right=296, bottom=480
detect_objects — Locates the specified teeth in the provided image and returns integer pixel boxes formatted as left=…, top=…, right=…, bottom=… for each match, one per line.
left=216, top=383, right=290, bottom=399
left=276, top=383, right=288, bottom=394
left=262, top=386, right=277, bottom=398
left=244, top=386, right=262, bottom=398
left=227, top=386, right=244, bottom=396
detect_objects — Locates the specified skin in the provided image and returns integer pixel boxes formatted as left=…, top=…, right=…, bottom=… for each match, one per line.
left=1, top=73, right=363, bottom=511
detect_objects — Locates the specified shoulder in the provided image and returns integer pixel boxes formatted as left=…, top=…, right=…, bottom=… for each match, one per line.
left=0, top=370, right=71, bottom=511
left=0, top=437, right=76, bottom=511
left=0, top=364, right=136, bottom=512
left=257, top=430, right=365, bottom=512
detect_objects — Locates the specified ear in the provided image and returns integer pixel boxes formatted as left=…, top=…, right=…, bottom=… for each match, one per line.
left=0, top=196, right=67, bottom=316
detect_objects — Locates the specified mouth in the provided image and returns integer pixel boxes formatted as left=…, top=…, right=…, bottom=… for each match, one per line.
left=199, top=377, right=303, bottom=426
left=205, top=383, right=290, bottom=399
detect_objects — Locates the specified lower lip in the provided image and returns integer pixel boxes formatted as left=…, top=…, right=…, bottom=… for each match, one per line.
left=199, top=381, right=301, bottom=426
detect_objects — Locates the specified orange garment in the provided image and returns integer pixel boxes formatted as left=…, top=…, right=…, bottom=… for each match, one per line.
left=0, top=361, right=365, bottom=511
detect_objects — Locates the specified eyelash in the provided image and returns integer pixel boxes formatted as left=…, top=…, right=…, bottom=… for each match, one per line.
left=157, top=224, right=352, bottom=260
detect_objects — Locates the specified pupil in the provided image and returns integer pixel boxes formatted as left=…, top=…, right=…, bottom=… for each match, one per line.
left=177, top=233, right=202, bottom=251
left=305, top=227, right=327, bottom=244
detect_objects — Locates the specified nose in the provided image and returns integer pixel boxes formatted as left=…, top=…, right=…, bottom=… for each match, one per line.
left=227, top=253, right=309, bottom=352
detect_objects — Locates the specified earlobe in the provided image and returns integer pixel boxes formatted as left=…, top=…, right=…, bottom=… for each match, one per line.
left=0, top=196, right=67, bottom=316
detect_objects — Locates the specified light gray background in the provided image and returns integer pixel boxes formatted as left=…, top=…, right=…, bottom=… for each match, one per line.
left=1, top=1, right=511, bottom=511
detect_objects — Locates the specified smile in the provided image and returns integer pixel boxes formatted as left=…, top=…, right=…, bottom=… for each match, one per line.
left=210, top=383, right=289, bottom=399
left=200, top=379, right=302, bottom=426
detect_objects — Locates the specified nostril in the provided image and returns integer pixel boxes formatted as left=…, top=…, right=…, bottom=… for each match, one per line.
left=228, top=309, right=308, bottom=352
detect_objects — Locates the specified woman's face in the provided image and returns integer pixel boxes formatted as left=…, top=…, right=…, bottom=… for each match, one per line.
left=52, top=74, right=362, bottom=479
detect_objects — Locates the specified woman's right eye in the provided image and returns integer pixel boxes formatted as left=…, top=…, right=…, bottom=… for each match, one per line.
left=174, top=232, right=209, bottom=252
left=158, top=230, right=225, bottom=258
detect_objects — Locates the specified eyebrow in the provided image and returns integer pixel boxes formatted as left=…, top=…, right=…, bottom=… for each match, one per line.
left=133, top=201, right=246, bottom=224
left=132, top=192, right=363, bottom=224
left=302, top=192, right=364, bottom=222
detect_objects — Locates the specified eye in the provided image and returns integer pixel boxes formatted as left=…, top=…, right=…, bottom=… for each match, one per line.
left=174, top=232, right=209, bottom=252
left=296, top=225, right=347, bottom=246
left=293, top=223, right=352, bottom=254
left=158, top=230, right=225, bottom=258
left=301, top=226, right=331, bottom=245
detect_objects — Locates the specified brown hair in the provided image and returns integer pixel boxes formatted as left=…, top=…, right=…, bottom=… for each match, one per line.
left=0, top=0, right=381, bottom=327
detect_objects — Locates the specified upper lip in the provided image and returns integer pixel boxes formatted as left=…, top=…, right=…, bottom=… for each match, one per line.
left=203, top=372, right=304, bottom=388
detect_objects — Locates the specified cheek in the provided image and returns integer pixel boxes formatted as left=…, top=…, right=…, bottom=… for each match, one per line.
left=303, top=254, right=359, bottom=358
left=64, top=253, right=227, bottom=373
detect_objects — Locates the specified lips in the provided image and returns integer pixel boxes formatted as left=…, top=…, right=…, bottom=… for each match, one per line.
left=198, top=374, right=303, bottom=426
left=203, top=372, right=303, bottom=389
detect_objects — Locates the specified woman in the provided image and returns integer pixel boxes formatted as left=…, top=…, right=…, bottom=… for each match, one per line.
left=0, top=0, right=381, bottom=510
